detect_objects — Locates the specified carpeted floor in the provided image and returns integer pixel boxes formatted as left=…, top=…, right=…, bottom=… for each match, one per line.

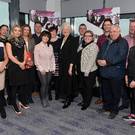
left=0, top=95, right=135, bottom=135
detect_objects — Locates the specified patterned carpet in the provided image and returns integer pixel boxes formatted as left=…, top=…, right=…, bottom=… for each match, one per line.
left=0, top=95, right=135, bottom=135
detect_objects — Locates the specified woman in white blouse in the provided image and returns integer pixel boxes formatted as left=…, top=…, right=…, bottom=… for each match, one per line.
left=34, top=30, right=55, bottom=108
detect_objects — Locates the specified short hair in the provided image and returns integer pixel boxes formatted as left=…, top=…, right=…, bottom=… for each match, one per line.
left=61, top=22, right=72, bottom=32
left=48, top=25, right=58, bottom=33
left=0, top=24, right=8, bottom=30
left=34, top=21, right=43, bottom=26
left=40, top=30, right=51, bottom=42
left=84, top=30, right=94, bottom=37
left=130, top=18, right=135, bottom=23
left=79, top=23, right=87, bottom=29
left=110, top=24, right=121, bottom=33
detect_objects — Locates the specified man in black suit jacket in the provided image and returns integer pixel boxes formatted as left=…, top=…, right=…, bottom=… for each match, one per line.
left=72, top=24, right=87, bottom=103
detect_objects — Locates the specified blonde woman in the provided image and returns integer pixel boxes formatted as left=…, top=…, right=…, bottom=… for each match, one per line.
left=6, top=25, right=29, bottom=115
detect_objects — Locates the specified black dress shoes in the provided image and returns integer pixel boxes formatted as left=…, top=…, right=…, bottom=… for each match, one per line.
left=0, top=107, right=6, bottom=119
left=81, top=106, right=88, bottom=111
left=108, top=112, right=118, bottom=119
left=62, top=101, right=71, bottom=109
left=119, top=105, right=128, bottom=110
left=77, top=101, right=84, bottom=106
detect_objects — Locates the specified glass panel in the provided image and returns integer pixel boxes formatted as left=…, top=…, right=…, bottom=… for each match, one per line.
left=0, top=1, right=9, bottom=26
left=25, top=14, right=29, bottom=24
left=120, top=19, right=130, bottom=36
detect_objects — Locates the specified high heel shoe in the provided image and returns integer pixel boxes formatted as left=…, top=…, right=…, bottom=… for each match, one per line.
left=13, top=105, right=22, bottom=115
left=19, top=102, right=30, bottom=109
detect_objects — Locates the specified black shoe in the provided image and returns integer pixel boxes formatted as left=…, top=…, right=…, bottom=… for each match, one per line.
left=77, top=102, right=84, bottom=106
left=55, top=95, right=59, bottom=100
left=62, top=101, right=71, bottom=109
left=97, top=108, right=111, bottom=114
left=108, top=112, right=117, bottom=119
left=7, top=98, right=12, bottom=105
left=49, top=95, right=52, bottom=101
left=119, top=105, right=128, bottom=110
left=0, top=107, right=6, bottom=119
left=81, top=106, right=88, bottom=111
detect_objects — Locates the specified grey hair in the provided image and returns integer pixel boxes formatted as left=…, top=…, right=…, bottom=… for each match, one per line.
left=111, top=24, right=121, bottom=33
left=61, top=22, right=72, bottom=33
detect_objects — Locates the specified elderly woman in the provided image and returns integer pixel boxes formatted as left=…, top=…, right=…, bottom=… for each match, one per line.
left=34, top=30, right=55, bottom=108
left=59, top=23, right=77, bottom=109
left=0, top=39, right=8, bottom=119
left=79, top=30, right=98, bottom=110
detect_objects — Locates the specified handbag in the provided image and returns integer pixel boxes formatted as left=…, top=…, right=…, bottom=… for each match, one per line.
left=25, top=51, right=33, bottom=69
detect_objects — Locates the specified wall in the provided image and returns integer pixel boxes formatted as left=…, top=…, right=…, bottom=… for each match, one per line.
left=61, top=0, right=103, bottom=17
left=20, top=0, right=47, bottom=13
left=61, top=0, right=135, bottom=17
left=105, top=0, right=135, bottom=14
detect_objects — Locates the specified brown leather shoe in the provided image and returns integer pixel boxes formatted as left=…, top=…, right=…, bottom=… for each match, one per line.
left=95, top=99, right=103, bottom=104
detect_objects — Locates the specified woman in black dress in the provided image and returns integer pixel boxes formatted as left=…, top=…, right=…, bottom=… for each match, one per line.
left=6, top=25, right=29, bottom=115
left=48, top=25, right=61, bottom=100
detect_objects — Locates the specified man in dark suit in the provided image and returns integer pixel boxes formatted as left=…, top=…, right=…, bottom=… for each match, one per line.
left=72, top=24, right=87, bottom=104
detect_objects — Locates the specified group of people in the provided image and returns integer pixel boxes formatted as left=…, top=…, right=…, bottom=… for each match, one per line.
left=0, top=18, right=135, bottom=128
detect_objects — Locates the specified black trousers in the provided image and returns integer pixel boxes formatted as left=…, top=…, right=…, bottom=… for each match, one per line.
left=130, top=88, right=135, bottom=114
left=0, top=90, right=6, bottom=107
left=102, top=78, right=122, bottom=113
left=48, top=76, right=60, bottom=97
left=81, top=71, right=96, bottom=107
left=10, top=85, right=28, bottom=106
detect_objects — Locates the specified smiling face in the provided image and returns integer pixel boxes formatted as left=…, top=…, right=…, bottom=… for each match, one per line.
left=129, top=21, right=135, bottom=37
left=12, top=26, right=21, bottom=38
left=79, top=25, right=87, bottom=36
left=34, top=23, right=42, bottom=34
left=62, top=26, right=71, bottom=38
left=84, top=31, right=93, bottom=44
left=50, top=29, right=57, bottom=39
left=42, top=35, right=49, bottom=44
left=0, top=26, right=8, bottom=37
left=22, top=26, right=30, bottom=37
left=103, top=21, right=112, bottom=33
left=110, top=25, right=120, bottom=41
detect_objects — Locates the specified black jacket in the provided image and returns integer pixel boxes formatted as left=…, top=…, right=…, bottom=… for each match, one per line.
left=97, top=36, right=129, bottom=79
left=127, top=46, right=135, bottom=80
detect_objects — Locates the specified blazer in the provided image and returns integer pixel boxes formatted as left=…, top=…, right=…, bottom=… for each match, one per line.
left=81, top=42, right=98, bottom=75
left=59, top=35, right=77, bottom=67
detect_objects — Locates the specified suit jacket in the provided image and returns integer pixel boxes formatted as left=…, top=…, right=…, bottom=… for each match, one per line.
left=59, top=35, right=77, bottom=72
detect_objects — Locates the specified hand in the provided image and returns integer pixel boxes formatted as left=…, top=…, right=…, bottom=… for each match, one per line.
left=84, top=72, right=89, bottom=77
left=19, top=62, right=25, bottom=70
left=129, top=81, right=135, bottom=88
left=68, top=67, right=72, bottom=76
left=125, top=75, right=128, bottom=86
left=0, top=64, right=5, bottom=72
left=97, top=60, right=107, bottom=66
